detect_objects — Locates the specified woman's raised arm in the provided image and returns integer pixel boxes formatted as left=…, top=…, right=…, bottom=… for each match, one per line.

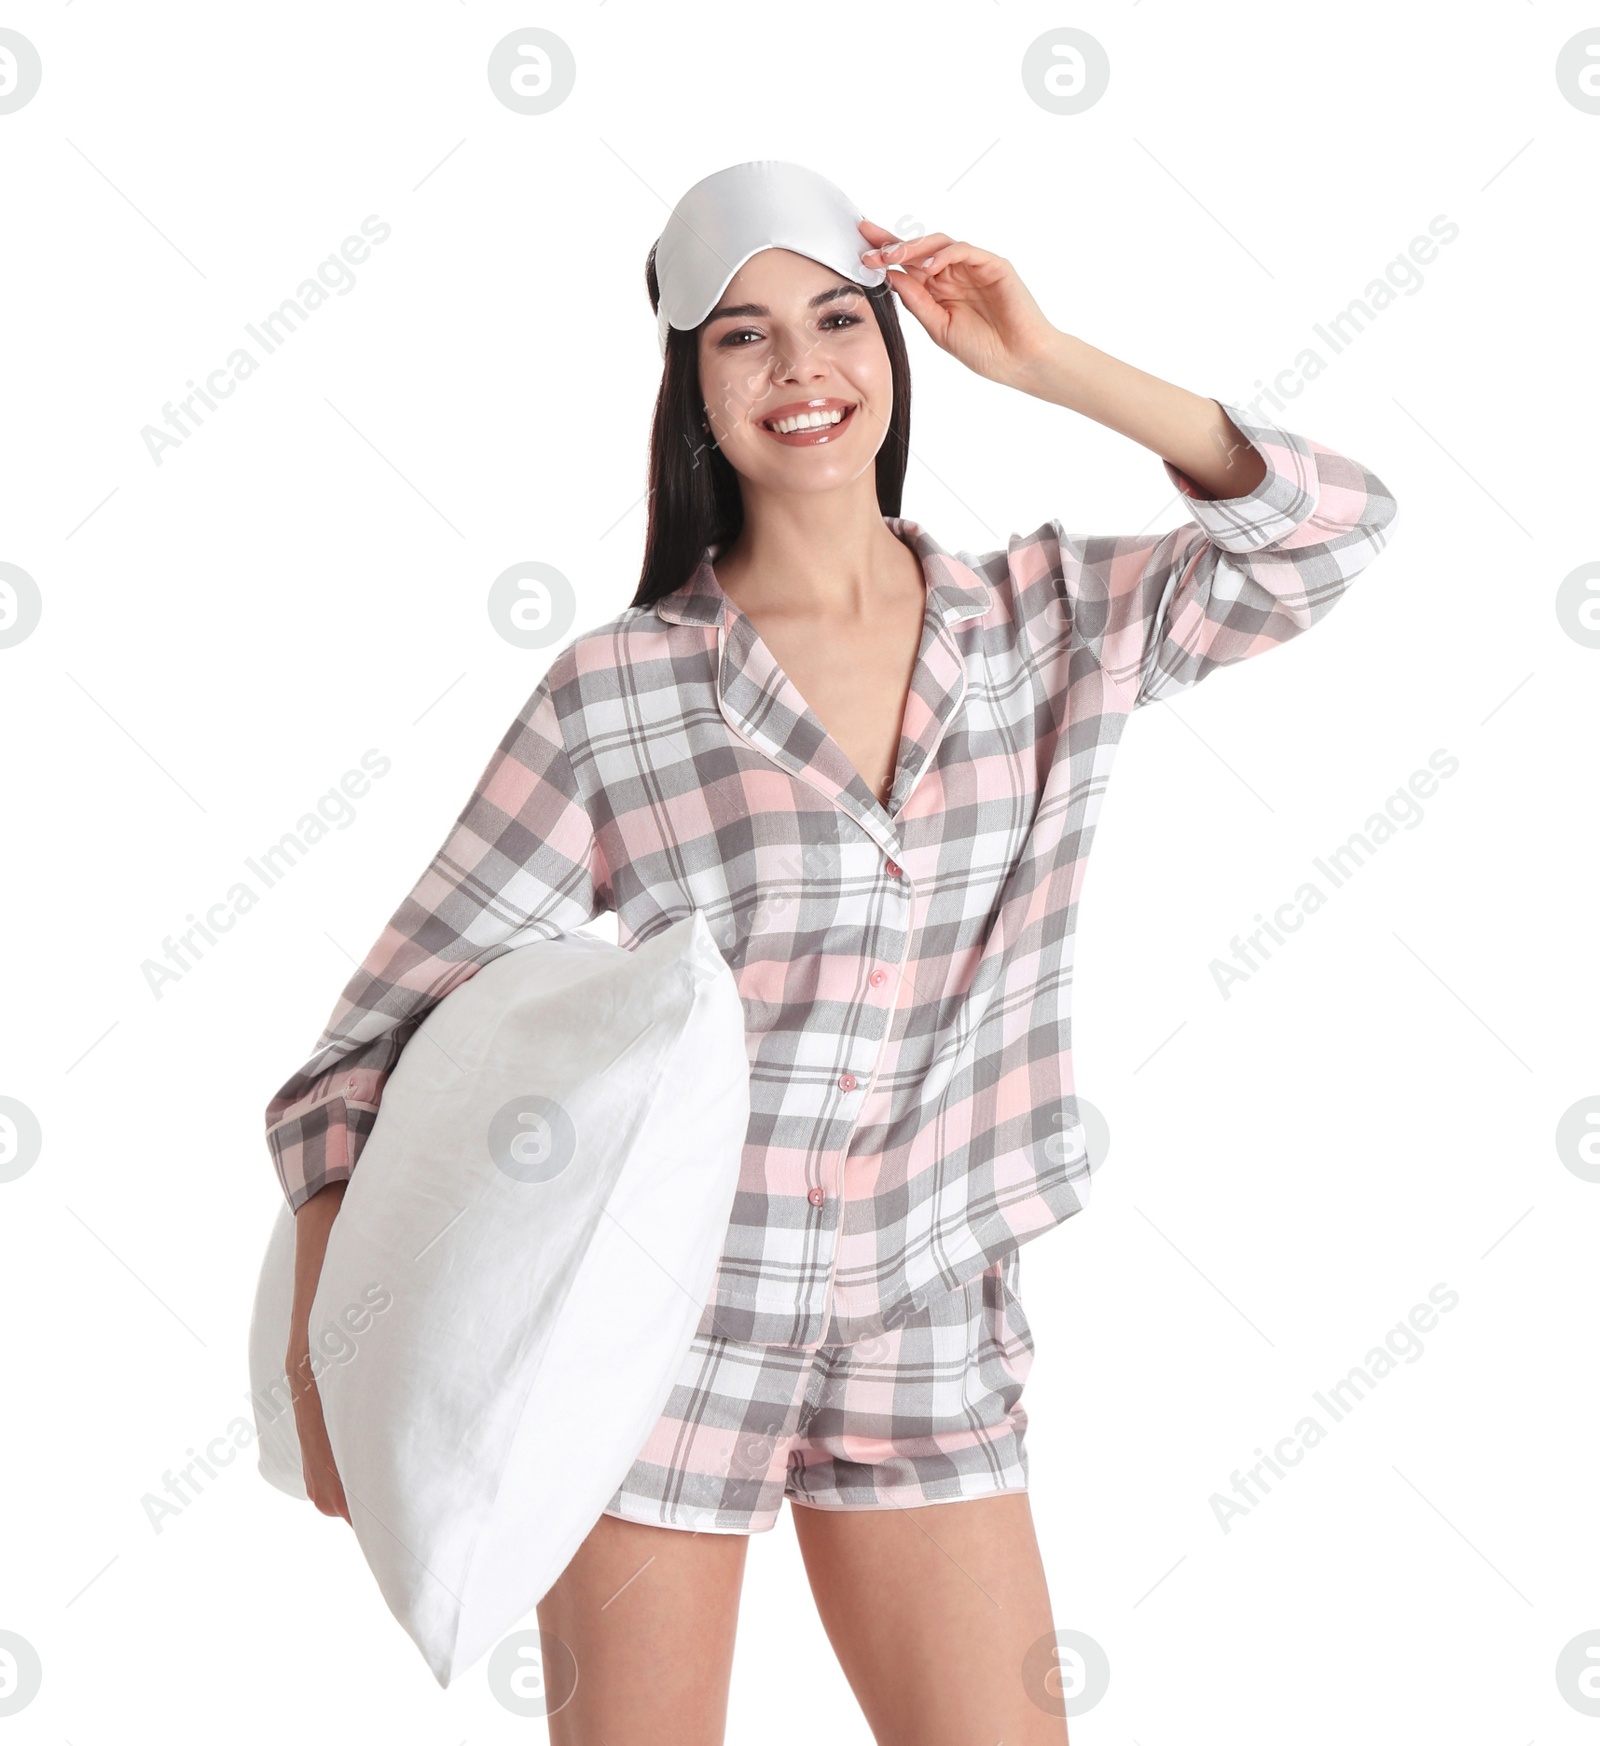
left=1038, top=388, right=1398, bottom=708
left=864, top=223, right=1398, bottom=708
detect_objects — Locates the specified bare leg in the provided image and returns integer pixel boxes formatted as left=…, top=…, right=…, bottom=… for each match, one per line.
left=791, top=1491, right=1071, bottom=1745
left=535, top=1512, right=750, bottom=1745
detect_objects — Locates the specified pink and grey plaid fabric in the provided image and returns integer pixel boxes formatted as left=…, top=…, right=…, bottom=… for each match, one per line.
left=603, top=1250, right=1032, bottom=1533
left=264, top=397, right=1397, bottom=1348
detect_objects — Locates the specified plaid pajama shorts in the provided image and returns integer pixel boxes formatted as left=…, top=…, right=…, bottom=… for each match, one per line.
left=602, top=1249, right=1036, bottom=1534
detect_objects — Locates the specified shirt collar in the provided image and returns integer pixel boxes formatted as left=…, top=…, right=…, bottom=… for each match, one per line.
left=656, top=518, right=991, bottom=853
left=649, top=517, right=994, bottom=628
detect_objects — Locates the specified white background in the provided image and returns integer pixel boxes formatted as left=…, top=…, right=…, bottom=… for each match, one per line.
left=2, top=1, right=1596, bottom=1740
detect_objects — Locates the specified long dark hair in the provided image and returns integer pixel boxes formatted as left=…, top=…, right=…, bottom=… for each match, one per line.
left=631, top=242, right=913, bottom=610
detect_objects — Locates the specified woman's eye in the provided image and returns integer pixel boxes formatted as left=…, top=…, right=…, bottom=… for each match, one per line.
left=718, top=311, right=862, bottom=348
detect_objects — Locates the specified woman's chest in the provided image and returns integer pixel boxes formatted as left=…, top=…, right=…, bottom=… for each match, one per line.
left=586, top=658, right=1058, bottom=924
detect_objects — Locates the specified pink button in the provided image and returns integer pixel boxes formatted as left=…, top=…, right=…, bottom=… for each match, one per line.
left=807, top=1186, right=826, bottom=1207
left=345, top=1077, right=359, bottom=1097
left=839, top=1072, right=858, bottom=1092
left=869, top=969, right=888, bottom=988
left=885, top=860, right=903, bottom=878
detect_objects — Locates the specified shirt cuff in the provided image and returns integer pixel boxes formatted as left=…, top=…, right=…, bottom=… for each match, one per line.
left=1161, top=397, right=1321, bottom=554
left=266, top=1093, right=375, bottom=1213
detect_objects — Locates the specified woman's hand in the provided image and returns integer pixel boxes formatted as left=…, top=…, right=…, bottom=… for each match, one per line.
left=288, top=1181, right=353, bottom=1523
left=287, top=1333, right=352, bottom=1522
left=859, top=218, right=1063, bottom=393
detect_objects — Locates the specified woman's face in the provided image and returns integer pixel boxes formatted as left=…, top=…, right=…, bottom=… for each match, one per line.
left=695, top=247, right=891, bottom=496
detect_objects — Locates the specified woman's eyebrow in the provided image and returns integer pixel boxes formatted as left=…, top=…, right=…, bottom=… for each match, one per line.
left=705, top=284, right=863, bottom=324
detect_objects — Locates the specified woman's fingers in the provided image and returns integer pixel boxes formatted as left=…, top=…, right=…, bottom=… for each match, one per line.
left=291, top=1356, right=353, bottom=1523
left=312, top=1469, right=352, bottom=1522
left=858, top=216, right=946, bottom=254
left=885, top=268, right=953, bottom=343
left=865, top=219, right=1040, bottom=377
left=909, top=241, right=1007, bottom=284
left=862, top=229, right=959, bottom=267
left=859, top=224, right=1009, bottom=294
left=856, top=215, right=900, bottom=247
left=308, top=1457, right=351, bottom=1521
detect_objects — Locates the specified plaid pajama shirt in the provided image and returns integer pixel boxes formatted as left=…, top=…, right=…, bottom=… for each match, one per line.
left=265, top=397, right=1398, bottom=1354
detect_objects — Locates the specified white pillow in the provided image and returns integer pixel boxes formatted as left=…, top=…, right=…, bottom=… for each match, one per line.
left=247, top=910, right=749, bottom=1686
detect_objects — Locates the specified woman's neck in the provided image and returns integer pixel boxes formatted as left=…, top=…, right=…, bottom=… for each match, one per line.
left=713, top=485, right=915, bottom=621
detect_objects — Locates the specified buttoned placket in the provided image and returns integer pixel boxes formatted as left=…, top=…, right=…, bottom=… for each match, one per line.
left=813, top=844, right=919, bottom=1327
left=706, top=534, right=991, bottom=1330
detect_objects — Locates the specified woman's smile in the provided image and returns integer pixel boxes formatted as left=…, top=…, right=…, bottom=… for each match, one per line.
left=758, top=396, right=858, bottom=445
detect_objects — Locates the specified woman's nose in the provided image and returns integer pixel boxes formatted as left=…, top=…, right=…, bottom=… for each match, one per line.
left=772, top=336, right=828, bottom=381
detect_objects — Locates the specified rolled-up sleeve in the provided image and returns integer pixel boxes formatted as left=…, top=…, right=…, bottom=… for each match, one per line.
left=263, top=662, right=608, bottom=1212
left=1054, top=398, right=1399, bottom=707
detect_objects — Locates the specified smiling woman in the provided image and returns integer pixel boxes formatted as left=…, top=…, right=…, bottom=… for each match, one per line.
left=265, top=158, right=1398, bottom=1743
left=634, top=232, right=914, bottom=609
left=643, top=239, right=940, bottom=810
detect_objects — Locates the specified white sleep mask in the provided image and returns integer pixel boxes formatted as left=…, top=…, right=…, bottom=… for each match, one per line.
left=652, top=159, right=886, bottom=357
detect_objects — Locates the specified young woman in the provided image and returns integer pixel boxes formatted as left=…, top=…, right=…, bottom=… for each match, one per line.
left=267, top=162, right=1396, bottom=1743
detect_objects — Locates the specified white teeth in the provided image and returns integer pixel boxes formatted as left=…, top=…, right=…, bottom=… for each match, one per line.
left=768, top=407, right=848, bottom=434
